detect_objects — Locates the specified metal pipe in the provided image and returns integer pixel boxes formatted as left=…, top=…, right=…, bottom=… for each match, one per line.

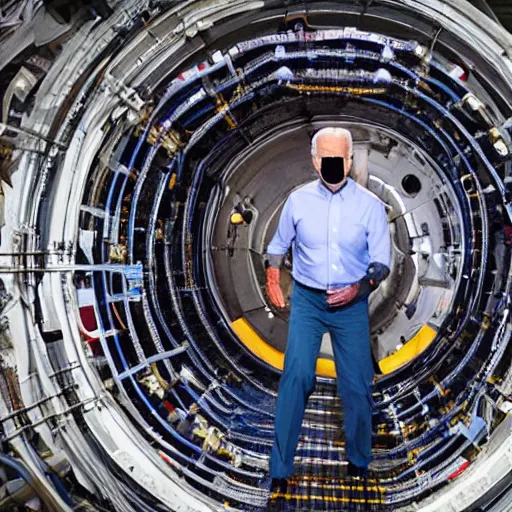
left=0, top=264, right=143, bottom=273
left=0, top=252, right=48, bottom=256
left=0, top=123, right=67, bottom=149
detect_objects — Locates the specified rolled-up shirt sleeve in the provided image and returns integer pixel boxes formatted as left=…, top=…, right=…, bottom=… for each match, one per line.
left=266, top=194, right=296, bottom=258
left=367, top=200, right=391, bottom=268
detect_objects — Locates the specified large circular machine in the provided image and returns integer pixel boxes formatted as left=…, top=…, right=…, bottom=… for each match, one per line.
left=1, top=1, right=512, bottom=511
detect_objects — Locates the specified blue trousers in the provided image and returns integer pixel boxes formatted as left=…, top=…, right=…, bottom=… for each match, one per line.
left=269, top=280, right=375, bottom=478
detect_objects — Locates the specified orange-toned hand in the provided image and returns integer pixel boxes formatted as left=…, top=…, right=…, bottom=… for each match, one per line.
left=266, top=267, right=285, bottom=308
left=326, top=283, right=359, bottom=307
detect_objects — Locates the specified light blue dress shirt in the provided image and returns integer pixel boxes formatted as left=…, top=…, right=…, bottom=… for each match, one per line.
left=266, top=177, right=391, bottom=290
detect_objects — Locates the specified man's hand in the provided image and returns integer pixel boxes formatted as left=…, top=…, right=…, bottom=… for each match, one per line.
left=326, top=262, right=390, bottom=308
left=366, top=262, right=390, bottom=286
left=266, top=267, right=285, bottom=308
left=326, top=283, right=359, bottom=307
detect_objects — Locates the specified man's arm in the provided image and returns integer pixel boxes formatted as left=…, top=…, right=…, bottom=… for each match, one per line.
left=264, top=195, right=296, bottom=308
left=366, top=200, right=391, bottom=272
left=264, top=194, right=296, bottom=267
left=359, top=199, right=391, bottom=294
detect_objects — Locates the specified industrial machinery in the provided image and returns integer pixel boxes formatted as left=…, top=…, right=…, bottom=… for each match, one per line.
left=0, top=1, right=512, bottom=510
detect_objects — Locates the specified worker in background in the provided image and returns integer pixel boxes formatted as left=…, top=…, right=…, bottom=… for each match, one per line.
left=227, top=201, right=253, bottom=256
left=264, top=127, right=391, bottom=493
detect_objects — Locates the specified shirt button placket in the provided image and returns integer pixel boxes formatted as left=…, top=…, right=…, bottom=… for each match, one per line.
left=327, top=195, right=333, bottom=289
left=332, top=196, right=341, bottom=283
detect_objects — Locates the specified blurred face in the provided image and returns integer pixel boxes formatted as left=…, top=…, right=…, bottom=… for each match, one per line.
left=312, top=131, right=353, bottom=192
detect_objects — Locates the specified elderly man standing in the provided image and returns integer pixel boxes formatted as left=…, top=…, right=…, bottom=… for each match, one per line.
left=265, top=127, right=391, bottom=493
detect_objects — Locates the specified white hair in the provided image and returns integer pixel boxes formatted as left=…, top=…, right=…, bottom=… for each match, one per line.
left=311, top=127, right=353, bottom=157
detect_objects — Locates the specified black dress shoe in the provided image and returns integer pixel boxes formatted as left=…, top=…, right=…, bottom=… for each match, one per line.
left=347, top=461, right=368, bottom=478
left=270, top=477, right=288, bottom=494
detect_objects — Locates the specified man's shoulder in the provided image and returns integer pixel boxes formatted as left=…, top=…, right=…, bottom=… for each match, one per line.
left=352, top=181, right=384, bottom=207
left=289, top=180, right=319, bottom=199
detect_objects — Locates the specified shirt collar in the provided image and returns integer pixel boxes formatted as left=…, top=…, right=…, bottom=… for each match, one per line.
left=316, top=176, right=354, bottom=198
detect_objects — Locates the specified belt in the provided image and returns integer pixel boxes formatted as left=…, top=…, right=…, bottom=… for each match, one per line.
left=294, top=279, right=327, bottom=294
left=294, top=279, right=368, bottom=307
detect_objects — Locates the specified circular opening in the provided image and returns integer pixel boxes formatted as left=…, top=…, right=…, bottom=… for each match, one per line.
left=401, top=174, right=422, bottom=196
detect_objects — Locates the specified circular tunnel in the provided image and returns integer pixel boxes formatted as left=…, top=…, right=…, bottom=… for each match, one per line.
left=1, top=1, right=512, bottom=511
